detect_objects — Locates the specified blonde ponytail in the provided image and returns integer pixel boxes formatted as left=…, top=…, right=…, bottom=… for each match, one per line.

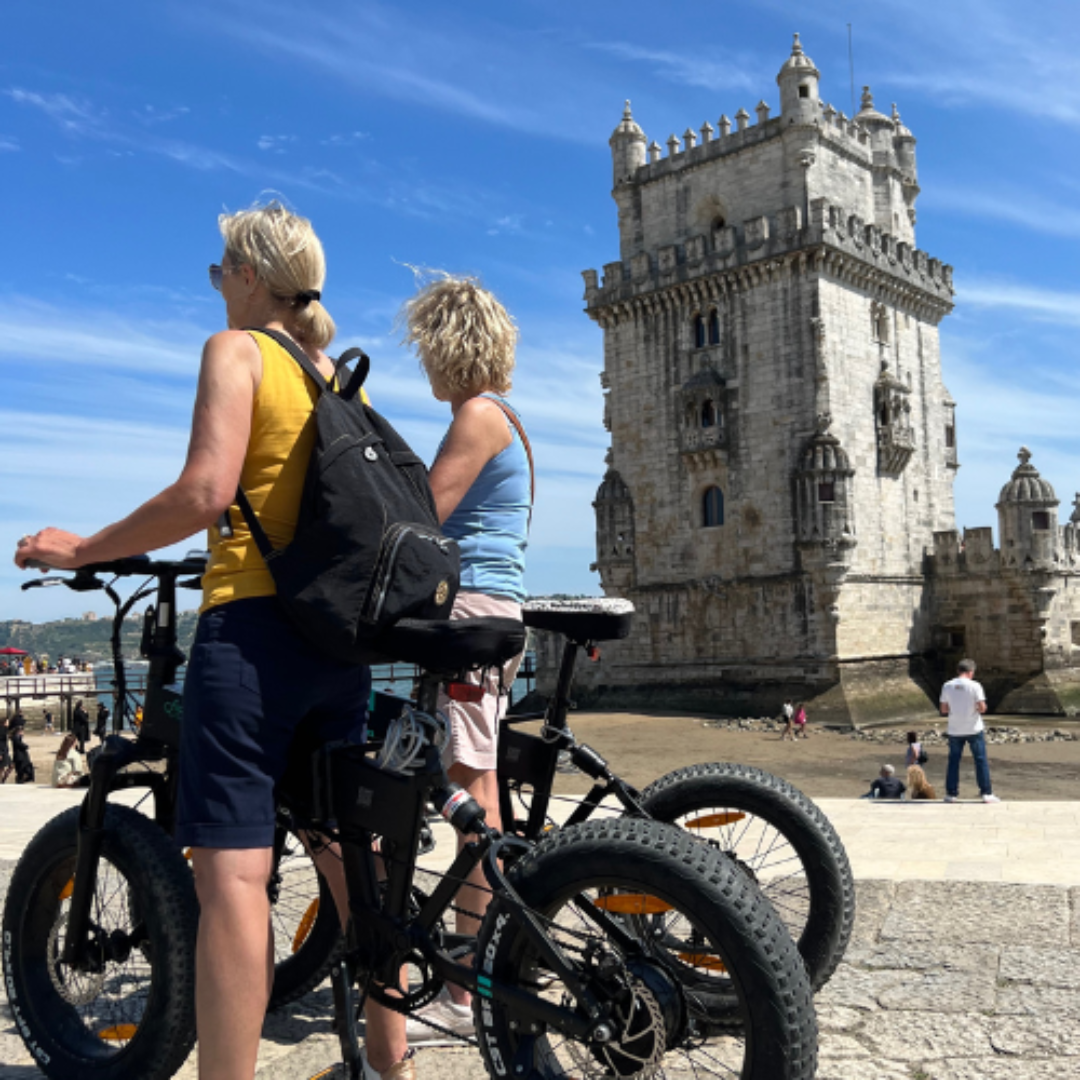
left=219, top=200, right=337, bottom=349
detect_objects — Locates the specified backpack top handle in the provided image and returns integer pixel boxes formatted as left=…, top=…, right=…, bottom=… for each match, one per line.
left=334, top=347, right=371, bottom=402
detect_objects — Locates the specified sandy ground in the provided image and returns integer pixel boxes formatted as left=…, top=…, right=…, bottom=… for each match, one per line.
left=5, top=710, right=1079, bottom=800
left=544, top=711, right=1080, bottom=801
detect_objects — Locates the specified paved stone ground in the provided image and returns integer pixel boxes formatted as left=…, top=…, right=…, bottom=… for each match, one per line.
left=2, top=872, right=1078, bottom=1079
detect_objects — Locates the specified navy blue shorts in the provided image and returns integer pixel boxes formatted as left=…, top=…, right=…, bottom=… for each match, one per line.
left=175, top=597, right=370, bottom=849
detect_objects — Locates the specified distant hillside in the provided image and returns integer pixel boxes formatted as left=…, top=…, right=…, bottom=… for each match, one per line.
left=0, top=611, right=199, bottom=663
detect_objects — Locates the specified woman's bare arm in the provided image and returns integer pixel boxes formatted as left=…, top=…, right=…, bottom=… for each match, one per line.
left=428, top=396, right=512, bottom=525
left=14, top=331, right=260, bottom=569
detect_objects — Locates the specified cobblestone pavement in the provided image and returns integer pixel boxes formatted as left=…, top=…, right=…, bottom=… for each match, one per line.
left=2, top=872, right=1078, bottom=1079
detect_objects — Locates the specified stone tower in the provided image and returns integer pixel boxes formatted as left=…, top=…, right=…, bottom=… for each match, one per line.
left=577, top=35, right=959, bottom=723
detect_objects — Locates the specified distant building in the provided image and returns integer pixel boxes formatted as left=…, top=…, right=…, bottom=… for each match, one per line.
left=82, top=612, right=98, bottom=622
left=551, top=35, right=1080, bottom=722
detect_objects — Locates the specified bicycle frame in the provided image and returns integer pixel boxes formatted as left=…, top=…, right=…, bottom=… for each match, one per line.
left=312, top=695, right=649, bottom=1071
left=498, top=635, right=648, bottom=842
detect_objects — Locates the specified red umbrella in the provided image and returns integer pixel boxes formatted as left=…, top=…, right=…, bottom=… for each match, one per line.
left=0, top=647, right=29, bottom=655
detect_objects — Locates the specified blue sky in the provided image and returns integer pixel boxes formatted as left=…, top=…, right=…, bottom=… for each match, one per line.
left=2, top=0, right=1079, bottom=620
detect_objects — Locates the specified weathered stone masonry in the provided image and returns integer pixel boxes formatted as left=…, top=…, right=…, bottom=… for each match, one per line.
left=540, top=35, right=1080, bottom=723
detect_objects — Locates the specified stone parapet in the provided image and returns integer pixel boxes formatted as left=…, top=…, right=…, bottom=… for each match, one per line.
left=583, top=198, right=954, bottom=325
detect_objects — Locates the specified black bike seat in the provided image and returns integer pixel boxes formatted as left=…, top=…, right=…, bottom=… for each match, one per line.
left=522, top=599, right=634, bottom=642
left=375, top=616, right=525, bottom=672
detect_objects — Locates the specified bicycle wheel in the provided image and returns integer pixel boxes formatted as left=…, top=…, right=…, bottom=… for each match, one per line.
left=1, top=804, right=197, bottom=1080
left=475, top=817, right=817, bottom=1080
left=268, top=828, right=343, bottom=1010
left=511, top=758, right=853, bottom=991
left=640, top=762, right=855, bottom=991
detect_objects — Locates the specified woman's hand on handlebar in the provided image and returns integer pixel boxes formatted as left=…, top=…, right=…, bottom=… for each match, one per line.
left=14, top=528, right=87, bottom=571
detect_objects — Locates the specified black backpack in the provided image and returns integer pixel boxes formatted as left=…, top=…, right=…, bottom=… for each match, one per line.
left=228, top=328, right=460, bottom=664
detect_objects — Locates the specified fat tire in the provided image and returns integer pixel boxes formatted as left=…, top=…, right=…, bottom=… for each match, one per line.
left=474, top=817, right=817, bottom=1080
left=268, top=865, right=343, bottom=1010
left=2, top=804, right=197, bottom=1080
left=640, top=761, right=855, bottom=990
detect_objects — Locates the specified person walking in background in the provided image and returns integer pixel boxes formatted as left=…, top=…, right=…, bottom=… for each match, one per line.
left=71, top=699, right=90, bottom=754
left=867, top=764, right=905, bottom=799
left=793, top=701, right=809, bottom=739
left=778, top=700, right=795, bottom=740
left=94, top=701, right=110, bottom=743
left=11, top=728, right=34, bottom=784
left=399, top=273, right=530, bottom=1045
left=907, top=764, right=937, bottom=800
left=905, top=730, right=927, bottom=768
left=940, top=658, right=1000, bottom=804
left=0, top=716, right=11, bottom=783
left=43, top=709, right=54, bottom=734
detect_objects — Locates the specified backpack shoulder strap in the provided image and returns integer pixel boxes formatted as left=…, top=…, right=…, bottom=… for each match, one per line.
left=219, top=328, right=327, bottom=554
left=487, top=396, right=535, bottom=509
left=244, top=326, right=331, bottom=393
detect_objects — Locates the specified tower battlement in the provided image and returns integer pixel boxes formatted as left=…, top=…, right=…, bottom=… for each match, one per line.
left=583, top=197, right=953, bottom=323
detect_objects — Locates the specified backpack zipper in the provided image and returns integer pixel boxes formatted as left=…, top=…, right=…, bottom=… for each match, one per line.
left=366, top=523, right=452, bottom=624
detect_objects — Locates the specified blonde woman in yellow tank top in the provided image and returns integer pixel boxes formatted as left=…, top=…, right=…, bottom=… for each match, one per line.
left=15, top=203, right=411, bottom=1080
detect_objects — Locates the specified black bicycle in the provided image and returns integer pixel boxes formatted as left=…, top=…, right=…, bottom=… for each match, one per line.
left=3, top=559, right=819, bottom=1079
left=301, top=597, right=856, bottom=997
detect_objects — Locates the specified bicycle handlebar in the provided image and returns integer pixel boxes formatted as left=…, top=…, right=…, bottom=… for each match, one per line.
left=20, top=552, right=208, bottom=591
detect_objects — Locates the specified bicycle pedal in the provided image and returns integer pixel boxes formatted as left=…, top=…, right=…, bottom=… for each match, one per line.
left=418, top=822, right=436, bottom=855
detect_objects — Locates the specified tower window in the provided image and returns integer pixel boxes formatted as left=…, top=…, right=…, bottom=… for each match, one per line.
left=701, top=400, right=716, bottom=428
left=693, top=314, right=705, bottom=349
left=817, top=481, right=835, bottom=503
left=702, top=486, right=724, bottom=527
left=798, top=85, right=809, bottom=99
left=945, top=425, right=955, bottom=448
left=1033, top=511, right=1051, bottom=531
left=707, top=309, right=720, bottom=345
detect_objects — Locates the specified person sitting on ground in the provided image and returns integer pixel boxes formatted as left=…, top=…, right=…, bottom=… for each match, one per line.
left=399, top=272, right=530, bottom=1045
left=907, top=764, right=936, bottom=800
left=51, top=733, right=85, bottom=788
left=868, top=764, right=905, bottom=799
left=905, top=730, right=926, bottom=767
left=11, top=729, right=35, bottom=784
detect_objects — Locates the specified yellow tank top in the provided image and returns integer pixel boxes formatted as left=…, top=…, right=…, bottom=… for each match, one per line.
left=200, top=332, right=322, bottom=612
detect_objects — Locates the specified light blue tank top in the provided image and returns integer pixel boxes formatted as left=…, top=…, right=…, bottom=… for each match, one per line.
left=441, top=395, right=530, bottom=603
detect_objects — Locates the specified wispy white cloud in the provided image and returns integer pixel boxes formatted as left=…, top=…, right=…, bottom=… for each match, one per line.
left=134, top=104, right=191, bottom=125
left=321, top=131, right=370, bottom=147
left=957, top=279, right=1080, bottom=327
left=587, top=42, right=761, bottom=94
left=926, top=186, right=1080, bottom=239
left=6, top=88, right=106, bottom=136
left=0, top=135, right=20, bottom=152
left=257, top=134, right=296, bottom=153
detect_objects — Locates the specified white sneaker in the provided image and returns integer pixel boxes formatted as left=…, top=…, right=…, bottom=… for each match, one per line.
left=944, top=796, right=958, bottom=803
left=982, top=794, right=1001, bottom=804
left=404, top=990, right=474, bottom=1046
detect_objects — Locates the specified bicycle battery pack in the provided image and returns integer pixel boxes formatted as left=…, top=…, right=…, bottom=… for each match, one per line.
left=323, top=746, right=425, bottom=849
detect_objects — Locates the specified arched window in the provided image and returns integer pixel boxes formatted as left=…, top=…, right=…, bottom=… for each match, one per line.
left=701, top=400, right=716, bottom=428
left=693, top=314, right=705, bottom=349
left=707, top=309, right=720, bottom=345
left=702, top=486, right=724, bottom=527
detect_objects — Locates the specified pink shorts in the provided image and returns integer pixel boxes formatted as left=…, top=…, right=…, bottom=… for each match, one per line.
left=439, top=591, right=523, bottom=771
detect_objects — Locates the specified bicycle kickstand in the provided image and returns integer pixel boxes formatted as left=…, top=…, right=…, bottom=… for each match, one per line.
left=330, top=957, right=364, bottom=1079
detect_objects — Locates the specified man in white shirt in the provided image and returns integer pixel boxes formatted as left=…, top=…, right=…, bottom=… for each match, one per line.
left=939, top=658, right=1000, bottom=803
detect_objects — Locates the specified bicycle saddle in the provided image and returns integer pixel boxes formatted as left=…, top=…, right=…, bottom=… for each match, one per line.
left=522, top=598, right=635, bottom=642
left=375, top=616, right=525, bottom=672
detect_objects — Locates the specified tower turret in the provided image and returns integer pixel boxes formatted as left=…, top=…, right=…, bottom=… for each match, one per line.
left=892, top=103, right=917, bottom=181
left=609, top=100, right=647, bottom=188
left=776, top=32, right=821, bottom=125
left=855, top=86, right=895, bottom=155
left=996, top=447, right=1060, bottom=571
